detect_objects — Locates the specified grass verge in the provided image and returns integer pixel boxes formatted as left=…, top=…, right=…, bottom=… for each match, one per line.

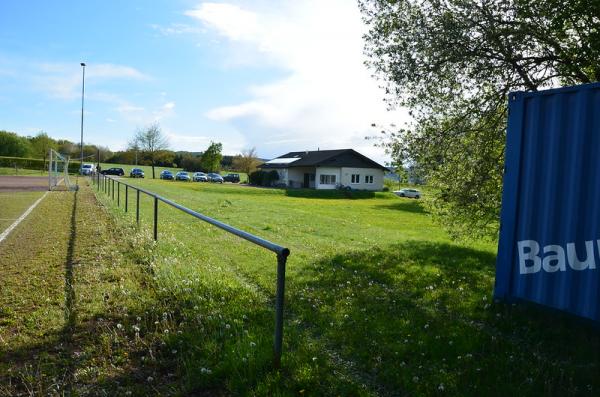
left=88, top=177, right=600, bottom=396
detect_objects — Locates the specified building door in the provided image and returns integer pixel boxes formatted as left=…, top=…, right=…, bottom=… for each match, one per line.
left=303, top=173, right=310, bottom=188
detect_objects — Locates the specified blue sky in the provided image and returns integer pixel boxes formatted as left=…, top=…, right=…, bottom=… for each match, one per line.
left=0, top=1, right=406, bottom=161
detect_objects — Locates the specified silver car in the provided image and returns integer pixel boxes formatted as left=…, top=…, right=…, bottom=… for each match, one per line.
left=207, top=173, right=224, bottom=183
left=193, top=172, right=208, bottom=182
left=394, top=188, right=421, bottom=199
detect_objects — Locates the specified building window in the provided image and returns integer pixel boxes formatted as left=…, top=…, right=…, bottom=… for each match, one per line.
left=351, top=174, right=360, bottom=184
left=320, top=174, right=336, bottom=185
left=365, top=175, right=374, bottom=184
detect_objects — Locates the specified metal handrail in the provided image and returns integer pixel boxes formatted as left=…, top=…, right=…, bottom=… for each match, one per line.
left=91, top=172, right=290, bottom=367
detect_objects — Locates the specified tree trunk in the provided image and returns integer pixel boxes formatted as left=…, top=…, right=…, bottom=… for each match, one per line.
left=152, top=162, right=156, bottom=179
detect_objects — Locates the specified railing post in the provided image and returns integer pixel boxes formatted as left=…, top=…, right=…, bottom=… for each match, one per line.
left=136, top=189, right=140, bottom=224
left=117, top=181, right=120, bottom=207
left=153, top=196, right=158, bottom=240
left=125, top=185, right=128, bottom=212
left=112, top=179, right=115, bottom=201
left=273, top=251, right=289, bottom=368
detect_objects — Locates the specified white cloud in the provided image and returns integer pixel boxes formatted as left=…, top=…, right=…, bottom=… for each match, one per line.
left=33, top=62, right=149, bottom=100
left=117, top=104, right=145, bottom=114
left=185, top=4, right=259, bottom=42
left=164, top=129, right=247, bottom=154
left=151, top=23, right=204, bottom=36
left=153, top=101, right=176, bottom=120
left=186, top=1, right=407, bottom=162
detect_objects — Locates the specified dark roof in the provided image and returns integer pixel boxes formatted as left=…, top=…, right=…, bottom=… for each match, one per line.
left=260, top=149, right=387, bottom=170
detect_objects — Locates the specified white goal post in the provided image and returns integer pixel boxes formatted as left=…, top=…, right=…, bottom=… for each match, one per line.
left=48, top=149, right=75, bottom=191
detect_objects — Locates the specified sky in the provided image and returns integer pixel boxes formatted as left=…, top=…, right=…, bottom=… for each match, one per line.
left=0, top=1, right=407, bottom=162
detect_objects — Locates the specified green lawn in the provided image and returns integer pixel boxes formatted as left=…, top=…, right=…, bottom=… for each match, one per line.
left=0, top=191, right=45, bottom=231
left=87, top=177, right=599, bottom=396
left=1, top=186, right=168, bottom=395
left=0, top=167, right=48, bottom=176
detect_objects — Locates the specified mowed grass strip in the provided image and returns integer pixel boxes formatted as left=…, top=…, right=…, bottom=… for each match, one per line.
left=0, top=192, right=45, bottom=232
left=0, top=184, right=194, bottom=395
left=94, top=177, right=600, bottom=396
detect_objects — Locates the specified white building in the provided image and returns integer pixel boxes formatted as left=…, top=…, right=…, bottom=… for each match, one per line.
left=260, top=149, right=387, bottom=191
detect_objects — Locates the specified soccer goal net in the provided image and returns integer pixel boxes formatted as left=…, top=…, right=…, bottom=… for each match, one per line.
left=49, top=149, right=75, bottom=191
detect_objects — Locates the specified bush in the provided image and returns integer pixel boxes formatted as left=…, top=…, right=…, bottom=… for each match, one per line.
left=0, top=131, right=31, bottom=157
left=248, top=170, right=280, bottom=187
left=0, top=156, right=81, bottom=173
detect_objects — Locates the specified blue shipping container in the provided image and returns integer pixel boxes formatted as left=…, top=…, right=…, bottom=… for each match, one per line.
left=495, top=82, right=600, bottom=322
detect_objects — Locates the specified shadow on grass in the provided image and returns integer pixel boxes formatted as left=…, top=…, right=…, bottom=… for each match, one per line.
left=373, top=199, right=428, bottom=214
left=62, top=189, right=78, bottom=394
left=288, top=240, right=600, bottom=396
left=285, top=188, right=376, bottom=200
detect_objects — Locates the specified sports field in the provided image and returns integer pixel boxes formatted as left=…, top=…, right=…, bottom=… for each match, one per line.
left=0, top=192, right=45, bottom=232
left=1, top=178, right=599, bottom=395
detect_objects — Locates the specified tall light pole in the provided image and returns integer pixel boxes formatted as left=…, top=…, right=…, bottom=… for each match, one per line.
left=80, top=62, right=86, bottom=174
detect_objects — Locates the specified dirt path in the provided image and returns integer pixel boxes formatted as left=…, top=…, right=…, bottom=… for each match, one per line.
left=0, top=176, right=49, bottom=192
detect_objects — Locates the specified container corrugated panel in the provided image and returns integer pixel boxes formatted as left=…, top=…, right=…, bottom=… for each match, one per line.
left=495, top=82, right=600, bottom=322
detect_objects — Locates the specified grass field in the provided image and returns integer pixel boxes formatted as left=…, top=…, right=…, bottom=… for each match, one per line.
left=84, top=176, right=599, bottom=395
left=0, top=191, right=45, bottom=231
left=0, top=185, right=165, bottom=395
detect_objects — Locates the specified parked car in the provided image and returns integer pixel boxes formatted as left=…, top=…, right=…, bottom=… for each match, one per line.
left=101, top=167, right=125, bottom=176
left=175, top=171, right=191, bottom=181
left=130, top=168, right=145, bottom=178
left=394, top=188, right=421, bottom=199
left=223, top=173, right=240, bottom=183
left=160, top=170, right=174, bottom=180
left=193, top=172, right=208, bottom=182
left=81, top=163, right=95, bottom=175
left=207, top=173, right=224, bottom=183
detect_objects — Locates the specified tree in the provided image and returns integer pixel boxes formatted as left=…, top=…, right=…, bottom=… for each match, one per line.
left=232, top=147, right=261, bottom=183
left=179, top=154, right=203, bottom=172
left=360, top=0, right=600, bottom=238
left=56, top=139, right=75, bottom=157
left=131, top=123, right=169, bottom=179
left=200, top=142, right=223, bottom=173
left=28, top=132, right=57, bottom=164
left=0, top=130, right=31, bottom=157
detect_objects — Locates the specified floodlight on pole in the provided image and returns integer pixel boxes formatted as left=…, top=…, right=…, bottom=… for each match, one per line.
left=80, top=62, right=86, bottom=174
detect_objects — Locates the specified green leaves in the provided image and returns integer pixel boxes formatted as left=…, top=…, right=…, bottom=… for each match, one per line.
left=361, top=0, right=599, bottom=238
left=200, top=142, right=223, bottom=173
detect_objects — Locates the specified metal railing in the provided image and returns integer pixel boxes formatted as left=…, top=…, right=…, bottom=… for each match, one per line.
left=91, top=172, right=290, bottom=368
